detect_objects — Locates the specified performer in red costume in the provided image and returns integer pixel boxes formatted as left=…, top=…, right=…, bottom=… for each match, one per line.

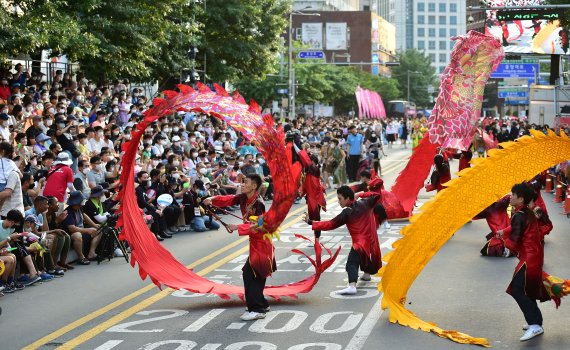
left=302, top=185, right=382, bottom=295
left=526, top=177, right=553, bottom=238
left=458, top=150, right=472, bottom=172
left=476, top=195, right=511, bottom=257
left=204, top=174, right=274, bottom=321
left=292, top=143, right=326, bottom=242
left=425, top=153, right=451, bottom=192
left=350, top=170, right=390, bottom=231
left=498, top=183, right=550, bottom=342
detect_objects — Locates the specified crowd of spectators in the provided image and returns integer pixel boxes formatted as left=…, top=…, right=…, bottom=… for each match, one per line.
left=0, top=63, right=404, bottom=297
left=1, top=62, right=567, bottom=298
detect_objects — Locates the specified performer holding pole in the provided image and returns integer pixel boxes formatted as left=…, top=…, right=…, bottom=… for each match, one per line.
left=497, top=183, right=550, bottom=342
left=203, top=174, right=274, bottom=321
left=302, top=186, right=381, bottom=295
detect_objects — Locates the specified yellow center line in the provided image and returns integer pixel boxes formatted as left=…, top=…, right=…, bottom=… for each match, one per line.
left=27, top=162, right=405, bottom=349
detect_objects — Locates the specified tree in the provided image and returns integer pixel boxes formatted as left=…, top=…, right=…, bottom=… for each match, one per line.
left=390, top=49, right=436, bottom=107
left=196, top=0, right=290, bottom=83
left=0, top=0, right=289, bottom=83
left=545, top=1, right=570, bottom=27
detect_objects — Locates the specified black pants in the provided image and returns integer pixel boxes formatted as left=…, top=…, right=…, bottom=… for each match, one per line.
left=163, top=205, right=182, bottom=227
left=347, top=155, right=360, bottom=182
left=346, top=248, right=362, bottom=283
left=511, top=267, right=543, bottom=326
left=307, top=203, right=321, bottom=239
left=148, top=210, right=167, bottom=235
left=242, top=260, right=268, bottom=313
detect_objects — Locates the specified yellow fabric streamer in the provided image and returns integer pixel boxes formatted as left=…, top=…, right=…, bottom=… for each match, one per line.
left=379, top=130, right=570, bottom=347
left=0, top=260, right=4, bottom=276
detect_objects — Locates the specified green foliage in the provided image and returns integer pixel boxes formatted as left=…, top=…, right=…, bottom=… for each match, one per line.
left=390, top=49, right=437, bottom=107
left=0, top=0, right=290, bottom=83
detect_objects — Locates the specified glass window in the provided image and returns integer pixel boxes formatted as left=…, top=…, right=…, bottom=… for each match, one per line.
left=428, top=28, right=436, bottom=37
left=450, top=16, right=457, bottom=25
left=450, top=3, right=457, bottom=12
left=439, top=66, right=445, bottom=74
left=418, top=15, right=425, bottom=24
left=417, top=2, right=425, bottom=11
left=429, top=41, right=436, bottom=50
left=439, top=16, right=446, bottom=25
left=439, top=41, right=446, bottom=50
left=439, top=53, right=447, bottom=62
left=429, top=53, right=436, bottom=62
left=428, top=3, right=435, bottom=12
left=418, top=41, right=425, bottom=50
left=418, top=28, right=425, bottom=37
left=439, top=3, right=446, bottom=12
left=450, top=28, right=457, bottom=37
left=439, top=28, right=446, bottom=37
left=428, top=16, right=435, bottom=25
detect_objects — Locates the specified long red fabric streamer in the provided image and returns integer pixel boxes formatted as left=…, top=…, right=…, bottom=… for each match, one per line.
left=389, top=138, right=439, bottom=216
left=116, top=83, right=340, bottom=299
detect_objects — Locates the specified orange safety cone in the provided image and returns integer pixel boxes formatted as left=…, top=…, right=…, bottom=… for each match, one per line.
left=545, top=172, right=554, bottom=192
left=555, top=176, right=564, bottom=203
left=564, top=186, right=570, bottom=217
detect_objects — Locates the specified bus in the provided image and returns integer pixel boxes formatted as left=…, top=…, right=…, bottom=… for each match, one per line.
left=387, top=100, right=416, bottom=118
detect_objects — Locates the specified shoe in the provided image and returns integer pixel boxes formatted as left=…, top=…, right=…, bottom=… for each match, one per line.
left=48, top=269, right=65, bottom=277
left=360, top=273, right=371, bottom=281
left=240, top=311, right=266, bottom=321
left=40, top=273, right=54, bottom=282
left=11, top=281, right=24, bottom=291
left=59, top=263, right=74, bottom=270
left=522, top=325, right=529, bottom=331
left=88, top=255, right=100, bottom=262
left=114, top=248, right=125, bottom=257
left=245, top=306, right=271, bottom=313
left=167, top=226, right=179, bottom=233
left=77, top=258, right=91, bottom=265
left=23, top=274, right=42, bottom=286
left=520, top=325, right=543, bottom=341
left=3, top=283, right=16, bottom=293
left=159, top=232, right=173, bottom=239
left=155, top=234, right=164, bottom=241
left=335, top=286, right=357, bottom=295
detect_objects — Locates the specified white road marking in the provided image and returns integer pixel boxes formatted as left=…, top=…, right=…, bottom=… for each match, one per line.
left=93, top=340, right=123, bottom=350
left=344, top=294, right=384, bottom=350
left=183, top=309, right=225, bottom=332
left=227, top=323, right=247, bottom=330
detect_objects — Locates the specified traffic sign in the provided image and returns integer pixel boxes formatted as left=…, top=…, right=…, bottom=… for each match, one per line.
left=298, top=51, right=325, bottom=59
left=491, top=63, right=539, bottom=78
left=498, top=91, right=528, bottom=98
left=277, top=89, right=288, bottom=94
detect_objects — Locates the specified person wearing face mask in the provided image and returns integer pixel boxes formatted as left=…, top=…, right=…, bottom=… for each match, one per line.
left=0, top=77, right=10, bottom=102
left=171, top=135, right=184, bottom=156
left=73, top=160, right=91, bottom=198
left=0, top=113, right=10, bottom=142
left=42, top=153, right=77, bottom=214
left=89, top=126, right=110, bottom=154
left=135, top=171, right=171, bottom=241
left=152, top=136, right=166, bottom=156
left=86, top=156, right=107, bottom=189
left=366, top=131, right=386, bottom=175
left=183, top=179, right=220, bottom=232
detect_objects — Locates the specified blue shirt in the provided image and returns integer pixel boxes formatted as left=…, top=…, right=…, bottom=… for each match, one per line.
left=346, top=133, right=364, bottom=155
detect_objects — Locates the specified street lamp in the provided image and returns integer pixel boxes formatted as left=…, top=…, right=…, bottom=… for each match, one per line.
left=288, top=6, right=320, bottom=119
left=407, top=70, right=421, bottom=103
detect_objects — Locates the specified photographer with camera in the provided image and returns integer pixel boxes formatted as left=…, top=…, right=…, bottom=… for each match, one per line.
left=183, top=180, right=220, bottom=232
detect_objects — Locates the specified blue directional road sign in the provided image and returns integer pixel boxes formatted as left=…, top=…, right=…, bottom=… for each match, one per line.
left=298, top=51, right=325, bottom=59
left=498, top=91, right=528, bottom=98
left=491, top=63, right=539, bottom=78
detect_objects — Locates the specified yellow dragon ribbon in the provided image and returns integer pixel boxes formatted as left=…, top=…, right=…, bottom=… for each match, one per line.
left=379, top=130, right=570, bottom=347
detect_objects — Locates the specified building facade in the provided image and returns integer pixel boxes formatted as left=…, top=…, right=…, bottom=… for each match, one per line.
left=293, top=0, right=359, bottom=11
left=290, top=11, right=396, bottom=76
left=378, top=0, right=467, bottom=74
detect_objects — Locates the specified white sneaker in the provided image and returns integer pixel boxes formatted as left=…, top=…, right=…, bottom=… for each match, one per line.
left=335, top=286, right=357, bottom=295
left=520, top=325, right=544, bottom=341
left=360, top=273, right=371, bottom=281
left=383, top=222, right=391, bottom=229
left=113, top=248, right=124, bottom=257
left=240, top=311, right=266, bottom=321
left=522, top=324, right=529, bottom=331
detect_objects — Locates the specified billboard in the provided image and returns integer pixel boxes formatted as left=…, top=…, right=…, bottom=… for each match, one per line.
left=326, top=23, right=347, bottom=50
left=485, top=0, right=569, bottom=55
left=302, top=23, right=323, bottom=50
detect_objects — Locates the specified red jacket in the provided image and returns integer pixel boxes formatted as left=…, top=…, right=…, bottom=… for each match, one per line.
left=312, top=194, right=382, bottom=274
left=212, top=194, right=276, bottom=278
left=298, top=150, right=326, bottom=212
left=504, top=206, right=550, bottom=301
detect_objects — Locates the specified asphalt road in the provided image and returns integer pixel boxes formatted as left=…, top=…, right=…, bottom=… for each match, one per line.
left=2, top=147, right=570, bottom=350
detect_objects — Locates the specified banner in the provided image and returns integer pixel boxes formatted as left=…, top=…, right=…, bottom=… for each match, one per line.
left=326, top=23, right=347, bottom=50
left=302, top=23, right=323, bottom=50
